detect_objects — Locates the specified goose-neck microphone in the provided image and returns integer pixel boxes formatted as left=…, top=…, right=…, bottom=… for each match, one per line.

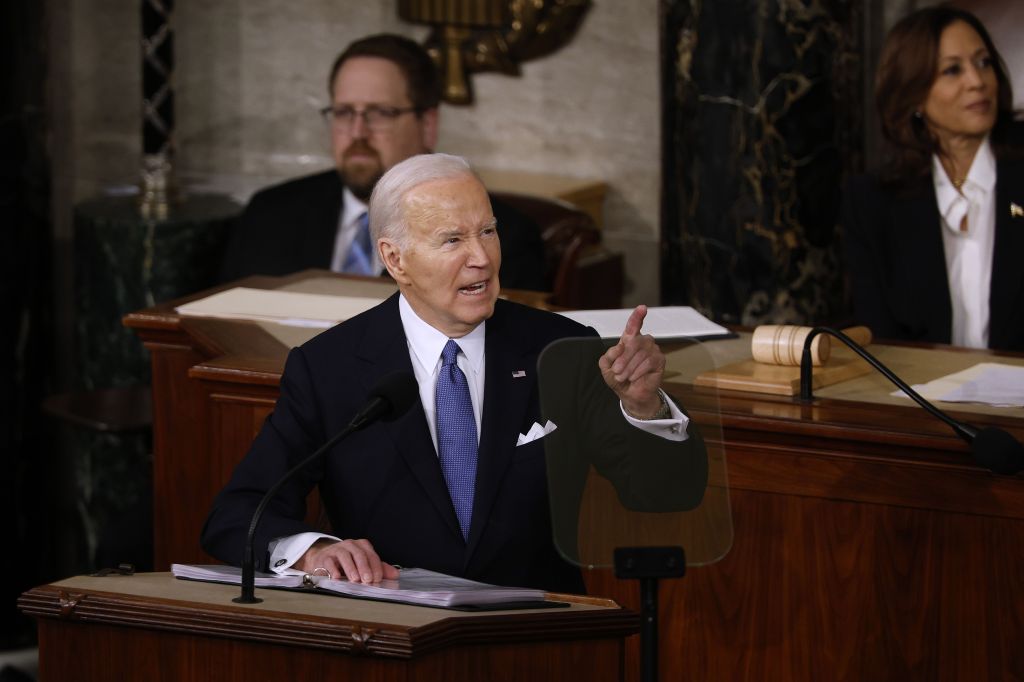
left=799, top=327, right=1023, bottom=476
left=233, top=371, right=419, bottom=604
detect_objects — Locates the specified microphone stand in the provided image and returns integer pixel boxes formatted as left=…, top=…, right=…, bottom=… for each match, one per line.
left=798, top=326, right=1023, bottom=475
left=232, top=371, right=418, bottom=604
left=799, top=327, right=975, bottom=441
left=613, top=546, right=686, bottom=682
left=234, top=423, right=359, bottom=604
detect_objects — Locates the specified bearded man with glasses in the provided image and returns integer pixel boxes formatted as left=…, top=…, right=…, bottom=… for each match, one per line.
left=220, top=34, right=546, bottom=291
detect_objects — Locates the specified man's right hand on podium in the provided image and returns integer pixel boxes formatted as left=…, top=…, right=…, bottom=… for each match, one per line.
left=296, top=537, right=400, bottom=584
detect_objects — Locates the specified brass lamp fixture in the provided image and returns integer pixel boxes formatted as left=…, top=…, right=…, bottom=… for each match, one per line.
left=398, top=0, right=592, bottom=105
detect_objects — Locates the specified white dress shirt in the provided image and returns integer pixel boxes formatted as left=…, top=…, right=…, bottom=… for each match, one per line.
left=328, top=188, right=380, bottom=274
left=932, top=137, right=996, bottom=349
left=269, top=295, right=690, bottom=573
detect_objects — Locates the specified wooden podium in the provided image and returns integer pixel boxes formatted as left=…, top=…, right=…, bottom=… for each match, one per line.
left=19, top=573, right=636, bottom=681
left=122, top=271, right=1024, bottom=680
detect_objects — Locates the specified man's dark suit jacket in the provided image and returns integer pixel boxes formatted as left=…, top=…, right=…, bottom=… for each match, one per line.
left=200, top=295, right=707, bottom=593
left=841, top=148, right=1024, bottom=352
left=220, top=170, right=547, bottom=291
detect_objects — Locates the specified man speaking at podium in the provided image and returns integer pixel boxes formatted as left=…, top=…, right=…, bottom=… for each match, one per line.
left=201, top=154, right=707, bottom=594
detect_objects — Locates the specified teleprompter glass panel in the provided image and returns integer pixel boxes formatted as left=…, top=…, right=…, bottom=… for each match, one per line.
left=538, top=336, right=732, bottom=569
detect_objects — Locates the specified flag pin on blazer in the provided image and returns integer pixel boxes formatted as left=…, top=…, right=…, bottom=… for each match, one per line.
left=1011, top=202, right=1023, bottom=218
left=512, top=370, right=526, bottom=378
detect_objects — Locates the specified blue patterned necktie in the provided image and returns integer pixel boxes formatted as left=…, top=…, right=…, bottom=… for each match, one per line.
left=341, top=211, right=373, bottom=275
left=435, top=340, right=478, bottom=540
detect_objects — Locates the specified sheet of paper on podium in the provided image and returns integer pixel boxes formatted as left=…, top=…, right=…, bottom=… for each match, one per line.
left=175, top=287, right=384, bottom=328
left=558, top=306, right=731, bottom=341
left=895, top=362, right=1024, bottom=408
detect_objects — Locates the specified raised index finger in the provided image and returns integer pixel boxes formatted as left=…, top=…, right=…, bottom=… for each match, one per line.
left=619, top=305, right=648, bottom=342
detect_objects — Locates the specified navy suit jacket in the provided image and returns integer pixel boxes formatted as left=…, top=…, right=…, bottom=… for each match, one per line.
left=220, top=170, right=547, bottom=291
left=841, top=150, right=1024, bottom=352
left=200, top=295, right=707, bottom=593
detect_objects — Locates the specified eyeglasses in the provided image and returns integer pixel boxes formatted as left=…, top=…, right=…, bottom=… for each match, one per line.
left=319, top=104, right=419, bottom=132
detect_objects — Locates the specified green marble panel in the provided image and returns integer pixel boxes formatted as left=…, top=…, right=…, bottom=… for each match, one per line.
left=73, top=192, right=238, bottom=388
left=69, top=192, right=238, bottom=570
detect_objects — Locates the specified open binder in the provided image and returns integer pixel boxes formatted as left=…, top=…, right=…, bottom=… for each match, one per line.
left=171, top=564, right=565, bottom=611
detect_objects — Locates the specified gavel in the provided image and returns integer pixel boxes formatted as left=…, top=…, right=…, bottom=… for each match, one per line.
left=751, top=325, right=872, bottom=366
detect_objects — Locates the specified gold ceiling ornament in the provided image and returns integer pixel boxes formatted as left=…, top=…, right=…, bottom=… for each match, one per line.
left=398, top=0, right=592, bottom=105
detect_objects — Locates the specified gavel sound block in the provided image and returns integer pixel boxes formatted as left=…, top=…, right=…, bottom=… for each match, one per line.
left=694, top=326, right=874, bottom=396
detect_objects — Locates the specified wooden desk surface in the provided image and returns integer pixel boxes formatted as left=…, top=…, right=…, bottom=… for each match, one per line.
left=667, top=332, right=1024, bottom=419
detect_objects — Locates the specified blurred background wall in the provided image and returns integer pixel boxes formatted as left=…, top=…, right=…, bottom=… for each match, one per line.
left=50, top=1, right=665, bottom=305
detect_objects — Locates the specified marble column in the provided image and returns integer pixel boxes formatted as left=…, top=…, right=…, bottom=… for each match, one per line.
left=660, top=0, right=866, bottom=325
left=70, top=192, right=237, bottom=570
left=73, top=193, right=237, bottom=388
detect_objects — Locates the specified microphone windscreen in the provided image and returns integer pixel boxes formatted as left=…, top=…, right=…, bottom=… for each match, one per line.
left=972, top=427, right=1024, bottom=475
left=369, top=371, right=419, bottom=421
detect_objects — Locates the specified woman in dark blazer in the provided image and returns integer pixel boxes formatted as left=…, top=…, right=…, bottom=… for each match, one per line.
left=842, top=6, right=1024, bottom=351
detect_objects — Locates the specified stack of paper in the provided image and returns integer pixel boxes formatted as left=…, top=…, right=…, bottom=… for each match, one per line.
left=171, top=563, right=548, bottom=609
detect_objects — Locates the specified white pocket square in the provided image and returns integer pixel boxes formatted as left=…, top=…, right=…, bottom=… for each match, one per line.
left=516, top=420, right=557, bottom=446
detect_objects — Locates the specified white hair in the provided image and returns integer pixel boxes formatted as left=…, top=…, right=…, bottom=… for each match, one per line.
left=368, top=153, right=479, bottom=251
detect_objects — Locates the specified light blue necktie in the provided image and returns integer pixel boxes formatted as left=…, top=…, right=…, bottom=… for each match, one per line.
left=341, top=211, right=373, bottom=275
left=435, top=340, right=478, bottom=540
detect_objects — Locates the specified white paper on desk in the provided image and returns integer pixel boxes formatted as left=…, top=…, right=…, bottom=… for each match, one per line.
left=892, top=362, right=1024, bottom=407
left=171, top=563, right=546, bottom=608
left=558, top=306, right=730, bottom=340
left=175, top=287, right=384, bottom=328
left=937, top=364, right=1024, bottom=407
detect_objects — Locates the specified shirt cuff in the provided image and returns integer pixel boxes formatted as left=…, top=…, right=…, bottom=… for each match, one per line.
left=620, top=389, right=690, bottom=441
left=267, top=531, right=342, bottom=575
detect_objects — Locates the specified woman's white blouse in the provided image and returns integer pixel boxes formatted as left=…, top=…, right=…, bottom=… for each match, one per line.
left=932, top=137, right=997, bottom=349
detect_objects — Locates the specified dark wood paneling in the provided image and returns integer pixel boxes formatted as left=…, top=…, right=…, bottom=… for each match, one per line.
left=23, top=579, right=634, bottom=682
left=148, top=342, right=215, bottom=569
left=585, top=450, right=1024, bottom=680
left=37, top=619, right=627, bottom=681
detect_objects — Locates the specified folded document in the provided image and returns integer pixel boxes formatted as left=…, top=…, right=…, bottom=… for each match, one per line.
left=171, top=563, right=552, bottom=610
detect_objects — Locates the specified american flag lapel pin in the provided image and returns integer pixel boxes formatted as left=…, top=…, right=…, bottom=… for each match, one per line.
left=512, top=370, right=526, bottom=378
left=1011, top=202, right=1023, bottom=219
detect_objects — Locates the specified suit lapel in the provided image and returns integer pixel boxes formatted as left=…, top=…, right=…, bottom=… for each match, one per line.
left=464, top=303, right=536, bottom=559
left=358, top=295, right=464, bottom=540
left=888, top=183, right=953, bottom=340
left=989, top=157, right=1024, bottom=349
left=302, top=171, right=344, bottom=270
